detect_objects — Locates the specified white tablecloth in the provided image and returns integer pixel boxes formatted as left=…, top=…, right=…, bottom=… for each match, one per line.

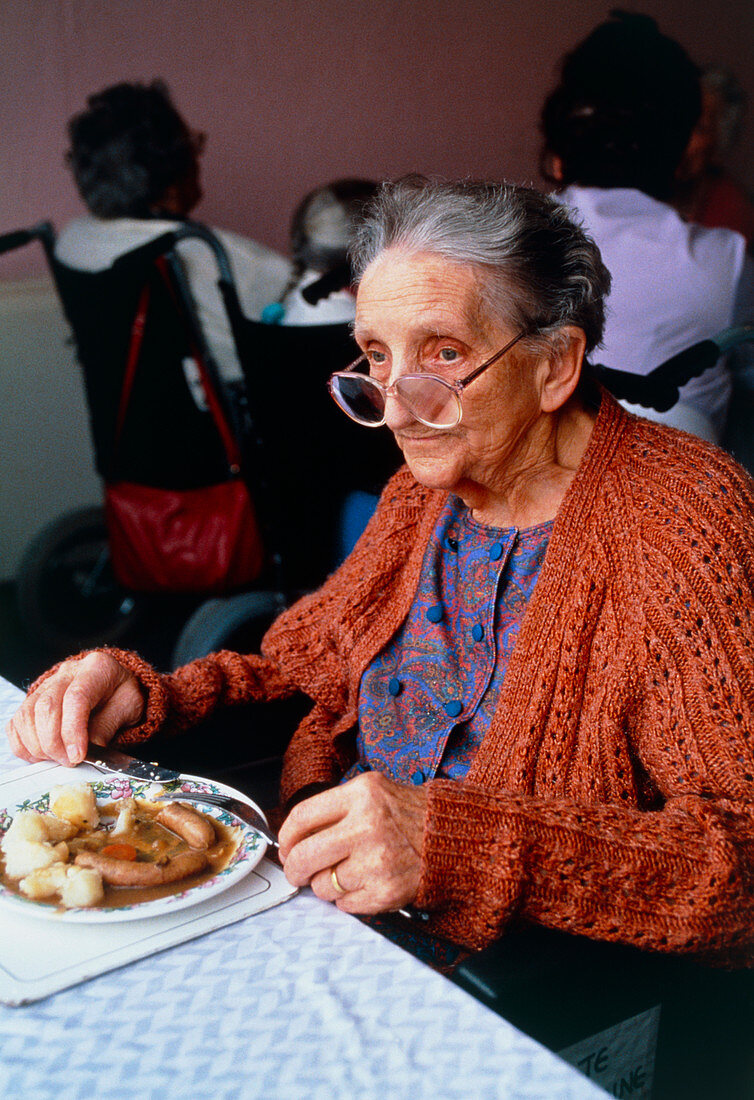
left=0, top=674, right=604, bottom=1099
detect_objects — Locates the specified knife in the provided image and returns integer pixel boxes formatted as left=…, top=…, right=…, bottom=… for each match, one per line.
left=84, top=744, right=181, bottom=784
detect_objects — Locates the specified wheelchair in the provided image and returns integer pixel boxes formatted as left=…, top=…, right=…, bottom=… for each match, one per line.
left=1, top=220, right=398, bottom=667
left=169, top=258, right=398, bottom=666
left=1, top=223, right=236, bottom=658
left=0, top=223, right=141, bottom=653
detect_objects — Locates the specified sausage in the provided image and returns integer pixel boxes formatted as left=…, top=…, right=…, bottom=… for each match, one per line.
left=75, top=849, right=209, bottom=887
left=155, top=850, right=211, bottom=884
left=155, top=803, right=216, bottom=850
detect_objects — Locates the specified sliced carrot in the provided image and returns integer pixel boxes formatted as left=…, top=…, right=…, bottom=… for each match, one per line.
left=101, top=842, right=138, bottom=861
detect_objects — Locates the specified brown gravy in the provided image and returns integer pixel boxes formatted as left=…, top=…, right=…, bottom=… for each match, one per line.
left=0, top=799, right=241, bottom=912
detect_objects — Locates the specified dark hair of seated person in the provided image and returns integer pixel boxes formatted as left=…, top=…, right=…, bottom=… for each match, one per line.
left=65, top=80, right=203, bottom=219
left=540, top=10, right=702, bottom=201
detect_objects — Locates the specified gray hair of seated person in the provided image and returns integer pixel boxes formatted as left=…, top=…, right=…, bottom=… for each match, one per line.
left=351, top=175, right=611, bottom=357
left=290, top=178, right=377, bottom=275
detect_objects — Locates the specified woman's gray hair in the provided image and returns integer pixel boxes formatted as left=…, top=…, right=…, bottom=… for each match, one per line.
left=351, top=176, right=611, bottom=356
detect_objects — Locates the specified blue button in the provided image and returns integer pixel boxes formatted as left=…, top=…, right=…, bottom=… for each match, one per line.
left=445, top=537, right=459, bottom=552
left=489, top=542, right=504, bottom=561
left=472, top=623, right=484, bottom=642
left=426, top=604, right=444, bottom=623
left=388, top=677, right=401, bottom=696
left=411, top=769, right=425, bottom=785
left=444, top=700, right=463, bottom=718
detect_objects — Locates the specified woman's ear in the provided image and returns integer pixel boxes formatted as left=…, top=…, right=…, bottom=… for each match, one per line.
left=538, top=326, right=588, bottom=413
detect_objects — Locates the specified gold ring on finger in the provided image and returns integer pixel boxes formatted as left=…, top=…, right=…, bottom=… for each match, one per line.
left=330, top=866, right=347, bottom=894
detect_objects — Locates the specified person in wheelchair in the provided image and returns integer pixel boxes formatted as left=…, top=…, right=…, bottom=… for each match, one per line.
left=261, top=178, right=377, bottom=327
left=8, top=177, right=754, bottom=969
left=258, top=176, right=383, bottom=561
left=55, top=80, right=291, bottom=392
left=540, top=11, right=754, bottom=444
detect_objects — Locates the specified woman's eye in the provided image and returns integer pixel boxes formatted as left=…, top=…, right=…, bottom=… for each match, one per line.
left=367, top=350, right=390, bottom=377
left=438, top=347, right=459, bottom=363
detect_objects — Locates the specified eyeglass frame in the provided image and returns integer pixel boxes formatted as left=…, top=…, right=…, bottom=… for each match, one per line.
left=328, top=329, right=528, bottom=429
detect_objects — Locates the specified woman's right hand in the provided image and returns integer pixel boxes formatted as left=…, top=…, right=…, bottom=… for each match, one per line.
left=5, top=652, right=145, bottom=767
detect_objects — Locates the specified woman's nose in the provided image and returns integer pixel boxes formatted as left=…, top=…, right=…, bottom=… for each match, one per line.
left=383, top=388, right=417, bottom=431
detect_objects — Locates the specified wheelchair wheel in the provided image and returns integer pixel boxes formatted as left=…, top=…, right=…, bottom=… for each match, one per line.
left=171, top=590, right=285, bottom=668
left=15, top=506, right=144, bottom=653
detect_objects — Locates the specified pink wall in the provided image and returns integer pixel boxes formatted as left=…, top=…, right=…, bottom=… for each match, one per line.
left=2, top=0, right=753, bottom=277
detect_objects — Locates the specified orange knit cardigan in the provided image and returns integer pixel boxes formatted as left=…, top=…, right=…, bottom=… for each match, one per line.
left=106, top=394, right=754, bottom=956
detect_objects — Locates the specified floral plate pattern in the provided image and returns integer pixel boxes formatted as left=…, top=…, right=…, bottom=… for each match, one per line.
left=0, top=773, right=267, bottom=922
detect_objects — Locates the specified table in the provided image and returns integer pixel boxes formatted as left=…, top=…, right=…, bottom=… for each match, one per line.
left=0, top=674, right=604, bottom=1100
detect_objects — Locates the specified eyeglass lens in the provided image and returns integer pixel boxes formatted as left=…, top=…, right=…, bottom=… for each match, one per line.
left=397, top=377, right=460, bottom=427
left=331, top=374, right=461, bottom=428
left=331, top=375, right=386, bottom=424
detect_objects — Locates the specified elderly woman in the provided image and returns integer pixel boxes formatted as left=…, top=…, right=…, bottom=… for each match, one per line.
left=8, top=178, right=754, bottom=961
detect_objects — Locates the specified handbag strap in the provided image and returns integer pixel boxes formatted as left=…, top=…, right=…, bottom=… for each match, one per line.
left=113, top=281, right=151, bottom=459
left=112, top=256, right=243, bottom=475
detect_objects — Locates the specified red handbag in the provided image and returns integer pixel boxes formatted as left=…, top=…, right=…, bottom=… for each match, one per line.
left=105, top=271, right=263, bottom=593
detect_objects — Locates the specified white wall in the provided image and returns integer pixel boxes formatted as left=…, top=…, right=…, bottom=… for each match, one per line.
left=0, top=276, right=101, bottom=580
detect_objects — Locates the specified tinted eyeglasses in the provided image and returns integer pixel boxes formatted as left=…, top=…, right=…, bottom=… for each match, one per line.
left=328, top=331, right=527, bottom=430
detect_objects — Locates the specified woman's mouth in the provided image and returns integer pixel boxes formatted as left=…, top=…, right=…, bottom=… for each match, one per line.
left=395, top=430, right=446, bottom=444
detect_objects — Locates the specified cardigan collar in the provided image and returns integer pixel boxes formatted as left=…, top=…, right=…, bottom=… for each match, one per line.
left=467, top=389, right=632, bottom=785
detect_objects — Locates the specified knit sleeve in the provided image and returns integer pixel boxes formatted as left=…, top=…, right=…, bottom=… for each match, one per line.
left=80, top=648, right=298, bottom=746
left=416, top=781, right=754, bottom=955
left=279, top=702, right=357, bottom=807
left=23, top=468, right=425, bottom=763
left=415, top=447, right=754, bottom=957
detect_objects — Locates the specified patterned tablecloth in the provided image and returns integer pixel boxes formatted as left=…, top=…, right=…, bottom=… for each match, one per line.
left=0, top=674, right=604, bottom=1099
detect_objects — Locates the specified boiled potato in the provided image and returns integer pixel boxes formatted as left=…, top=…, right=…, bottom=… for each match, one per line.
left=2, top=810, right=49, bottom=846
left=49, top=783, right=99, bottom=830
left=3, top=839, right=69, bottom=879
left=59, top=865, right=104, bottom=907
left=111, top=798, right=137, bottom=835
left=19, top=863, right=68, bottom=899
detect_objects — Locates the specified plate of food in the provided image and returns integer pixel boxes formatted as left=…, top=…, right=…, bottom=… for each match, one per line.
left=0, top=774, right=268, bottom=922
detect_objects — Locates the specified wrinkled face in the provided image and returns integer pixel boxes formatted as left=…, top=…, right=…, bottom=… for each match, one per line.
left=354, top=249, right=546, bottom=499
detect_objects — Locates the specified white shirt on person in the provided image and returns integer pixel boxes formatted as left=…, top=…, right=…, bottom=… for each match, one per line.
left=55, top=215, right=291, bottom=384
left=280, top=269, right=356, bottom=326
left=560, top=185, right=751, bottom=441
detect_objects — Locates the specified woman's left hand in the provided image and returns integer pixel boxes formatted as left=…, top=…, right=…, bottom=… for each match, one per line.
left=278, top=771, right=427, bottom=913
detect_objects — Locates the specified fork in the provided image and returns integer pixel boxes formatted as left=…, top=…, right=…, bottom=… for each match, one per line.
left=163, top=790, right=278, bottom=848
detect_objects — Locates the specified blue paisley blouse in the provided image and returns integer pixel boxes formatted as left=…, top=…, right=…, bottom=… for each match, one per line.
left=347, top=496, right=553, bottom=785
